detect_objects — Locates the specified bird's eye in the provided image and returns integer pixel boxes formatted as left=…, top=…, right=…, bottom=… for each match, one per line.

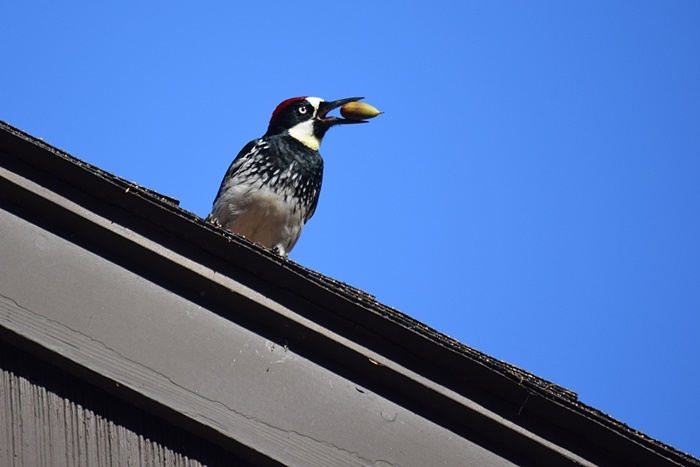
left=297, top=105, right=308, bottom=115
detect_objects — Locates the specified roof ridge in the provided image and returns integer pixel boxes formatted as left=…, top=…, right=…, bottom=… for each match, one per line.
left=2, top=118, right=697, bottom=466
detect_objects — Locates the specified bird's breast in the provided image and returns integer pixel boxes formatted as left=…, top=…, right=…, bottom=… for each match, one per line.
left=213, top=182, right=304, bottom=251
left=212, top=137, right=324, bottom=254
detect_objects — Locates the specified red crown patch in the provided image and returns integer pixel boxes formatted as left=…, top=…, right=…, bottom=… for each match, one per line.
left=269, top=96, right=308, bottom=126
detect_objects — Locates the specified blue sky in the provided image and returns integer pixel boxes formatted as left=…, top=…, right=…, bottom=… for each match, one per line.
left=3, top=2, right=699, bottom=458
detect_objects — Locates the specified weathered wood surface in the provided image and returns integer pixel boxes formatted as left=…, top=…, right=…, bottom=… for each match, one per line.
left=0, top=205, right=515, bottom=466
left=0, top=342, right=249, bottom=467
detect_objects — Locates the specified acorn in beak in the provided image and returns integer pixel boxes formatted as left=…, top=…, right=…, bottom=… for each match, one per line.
left=316, top=97, right=367, bottom=126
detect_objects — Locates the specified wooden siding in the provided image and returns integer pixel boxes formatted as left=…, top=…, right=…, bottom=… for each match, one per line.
left=0, top=342, right=249, bottom=467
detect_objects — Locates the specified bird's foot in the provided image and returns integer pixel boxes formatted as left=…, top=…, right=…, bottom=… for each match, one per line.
left=205, top=214, right=222, bottom=228
left=271, top=246, right=288, bottom=257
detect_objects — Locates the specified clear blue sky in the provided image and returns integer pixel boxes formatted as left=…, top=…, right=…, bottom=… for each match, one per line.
left=3, top=2, right=699, bottom=458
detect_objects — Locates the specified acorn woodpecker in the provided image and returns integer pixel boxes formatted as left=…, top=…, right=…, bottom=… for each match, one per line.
left=211, top=96, right=365, bottom=256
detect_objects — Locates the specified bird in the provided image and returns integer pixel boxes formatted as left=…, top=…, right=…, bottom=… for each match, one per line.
left=210, top=96, right=366, bottom=256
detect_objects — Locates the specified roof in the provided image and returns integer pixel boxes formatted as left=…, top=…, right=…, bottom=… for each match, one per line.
left=1, top=119, right=697, bottom=466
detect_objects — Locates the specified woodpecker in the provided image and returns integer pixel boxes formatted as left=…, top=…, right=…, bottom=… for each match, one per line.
left=211, top=96, right=366, bottom=256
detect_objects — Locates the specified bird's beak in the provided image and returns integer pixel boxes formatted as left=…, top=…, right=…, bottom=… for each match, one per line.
left=317, top=97, right=367, bottom=126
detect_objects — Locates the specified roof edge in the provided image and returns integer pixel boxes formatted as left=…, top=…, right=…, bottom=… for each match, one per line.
left=1, top=119, right=697, bottom=466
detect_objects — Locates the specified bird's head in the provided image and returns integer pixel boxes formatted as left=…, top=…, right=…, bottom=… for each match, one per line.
left=265, top=96, right=366, bottom=150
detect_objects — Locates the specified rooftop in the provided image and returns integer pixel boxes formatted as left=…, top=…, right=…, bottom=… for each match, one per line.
left=1, top=120, right=697, bottom=466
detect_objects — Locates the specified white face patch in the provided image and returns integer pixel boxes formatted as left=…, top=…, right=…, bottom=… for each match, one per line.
left=305, top=97, right=323, bottom=115
left=288, top=97, right=324, bottom=150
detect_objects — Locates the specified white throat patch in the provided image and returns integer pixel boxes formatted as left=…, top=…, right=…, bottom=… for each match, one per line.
left=288, top=120, right=320, bottom=150
left=288, top=97, right=324, bottom=151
